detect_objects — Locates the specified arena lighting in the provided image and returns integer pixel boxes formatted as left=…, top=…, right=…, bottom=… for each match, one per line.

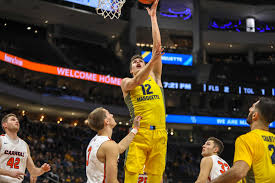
left=74, top=122, right=78, bottom=126
left=40, top=107, right=43, bottom=111
left=246, top=17, right=255, bottom=32
left=4, top=23, right=7, bottom=27
left=34, top=30, right=38, bottom=34
left=27, top=27, right=31, bottom=30
left=160, top=8, right=192, bottom=20
left=71, top=112, right=75, bottom=115
left=118, top=122, right=122, bottom=125
left=44, top=20, right=48, bottom=24
left=59, top=118, right=63, bottom=121
left=16, top=104, right=20, bottom=107
left=21, top=110, right=25, bottom=116
left=125, top=122, right=129, bottom=126
left=57, top=121, right=60, bottom=124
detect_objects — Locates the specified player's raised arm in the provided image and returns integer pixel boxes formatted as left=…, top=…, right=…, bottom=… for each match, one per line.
left=26, top=145, right=51, bottom=177
left=195, top=157, right=213, bottom=183
left=118, top=116, right=141, bottom=154
left=121, top=44, right=163, bottom=93
left=146, top=0, right=163, bottom=83
left=104, top=141, right=120, bottom=183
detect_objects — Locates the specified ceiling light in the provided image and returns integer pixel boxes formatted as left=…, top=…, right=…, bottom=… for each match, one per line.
left=34, top=30, right=38, bottom=34
left=208, top=42, right=211, bottom=46
left=27, top=27, right=31, bottom=30
left=229, top=44, right=233, bottom=48
left=45, top=20, right=48, bottom=24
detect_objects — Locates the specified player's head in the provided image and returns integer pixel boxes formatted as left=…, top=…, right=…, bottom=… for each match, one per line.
left=247, top=97, right=275, bottom=126
left=1, top=113, right=20, bottom=133
left=201, top=137, right=224, bottom=157
left=86, top=107, right=117, bottom=132
left=130, top=55, right=145, bottom=76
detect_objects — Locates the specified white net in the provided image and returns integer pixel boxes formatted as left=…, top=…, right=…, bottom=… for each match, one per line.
left=96, top=0, right=126, bottom=19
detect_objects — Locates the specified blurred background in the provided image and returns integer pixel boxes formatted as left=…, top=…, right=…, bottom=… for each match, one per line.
left=0, top=0, right=275, bottom=182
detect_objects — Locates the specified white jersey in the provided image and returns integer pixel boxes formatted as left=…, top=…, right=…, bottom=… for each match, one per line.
left=0, top=134, right=28, bottom=183
left=208, top=155, right=230, bottom=182
left=86, top=135, right=111, bottom=183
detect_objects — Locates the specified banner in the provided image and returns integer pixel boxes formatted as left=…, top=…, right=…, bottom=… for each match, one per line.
left=0, top=51, right=122, bottom=86
left=141, top=51, right=193, bottom=66
left=166, top=114, right=275, bottom=128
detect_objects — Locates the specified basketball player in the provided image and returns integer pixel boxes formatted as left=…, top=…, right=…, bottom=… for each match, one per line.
left=195, top=137, right=230, bottom=183
left=85, top=107, right=141, bottom=183
left=0, top=113, right=51, bottom=183
left=211, top=97, right=275, bottom=183
left=121, top=0, right=167, bottom=182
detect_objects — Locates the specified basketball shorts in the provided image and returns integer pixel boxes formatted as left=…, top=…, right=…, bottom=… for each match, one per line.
left=125, top=128, right=167, bottom=175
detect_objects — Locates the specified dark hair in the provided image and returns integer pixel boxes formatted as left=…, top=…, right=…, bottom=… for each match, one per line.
left=1, top=113, right=17, bottom=131
left=86, top=107, right=107, bottom=132
left=207, top=137, right=224, bottom=155
left=129, top=55, right=144, bottom=71
left=255, top=97, right=275, bottom=124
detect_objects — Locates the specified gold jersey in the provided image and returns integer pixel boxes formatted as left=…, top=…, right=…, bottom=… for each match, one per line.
left=234, top=129, right=275, bottom=183
left=124, top=75, right=166, bottom=129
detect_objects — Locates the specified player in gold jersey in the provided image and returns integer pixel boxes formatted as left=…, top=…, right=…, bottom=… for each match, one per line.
left=211, top=97, right=275, bottom=183
left=120, top=0, right=167, bottom=182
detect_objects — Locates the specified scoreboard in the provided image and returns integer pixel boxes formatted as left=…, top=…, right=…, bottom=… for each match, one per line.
left=163, top=81, right=275, bottom=97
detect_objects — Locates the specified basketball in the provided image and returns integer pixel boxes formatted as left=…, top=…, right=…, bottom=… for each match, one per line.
left=138, top=0, right=155, bottom=5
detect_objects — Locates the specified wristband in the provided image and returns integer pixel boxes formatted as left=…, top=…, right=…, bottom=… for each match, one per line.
left=130, top=127, right=139, bottom=135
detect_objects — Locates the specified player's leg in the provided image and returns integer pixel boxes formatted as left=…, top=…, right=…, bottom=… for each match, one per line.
left=124, top=130, right=149, bottom=183
left=147, top=173, right=162, bottom=183
left=145, top=129, right=167, bottom=183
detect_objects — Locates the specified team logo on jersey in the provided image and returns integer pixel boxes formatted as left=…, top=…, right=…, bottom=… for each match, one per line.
left=4, top=150, right=25, bottom=157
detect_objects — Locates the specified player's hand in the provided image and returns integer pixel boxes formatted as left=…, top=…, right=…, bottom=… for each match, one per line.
left=133, top=116, right=142, bottom=129
left=151, top=43, right=164, bottom=63
left=41, top=163, right=51, bottom=173
left=146, top=0, right=159, bottom=17
left=8, top=170, right=25, bottom=180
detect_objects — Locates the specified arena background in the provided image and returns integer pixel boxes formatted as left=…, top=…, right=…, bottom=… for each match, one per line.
left=0, top=0, right=275, bottom=182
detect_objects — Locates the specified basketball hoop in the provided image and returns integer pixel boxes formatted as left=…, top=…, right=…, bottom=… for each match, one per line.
left=96, top=0, right=126, bottom=19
